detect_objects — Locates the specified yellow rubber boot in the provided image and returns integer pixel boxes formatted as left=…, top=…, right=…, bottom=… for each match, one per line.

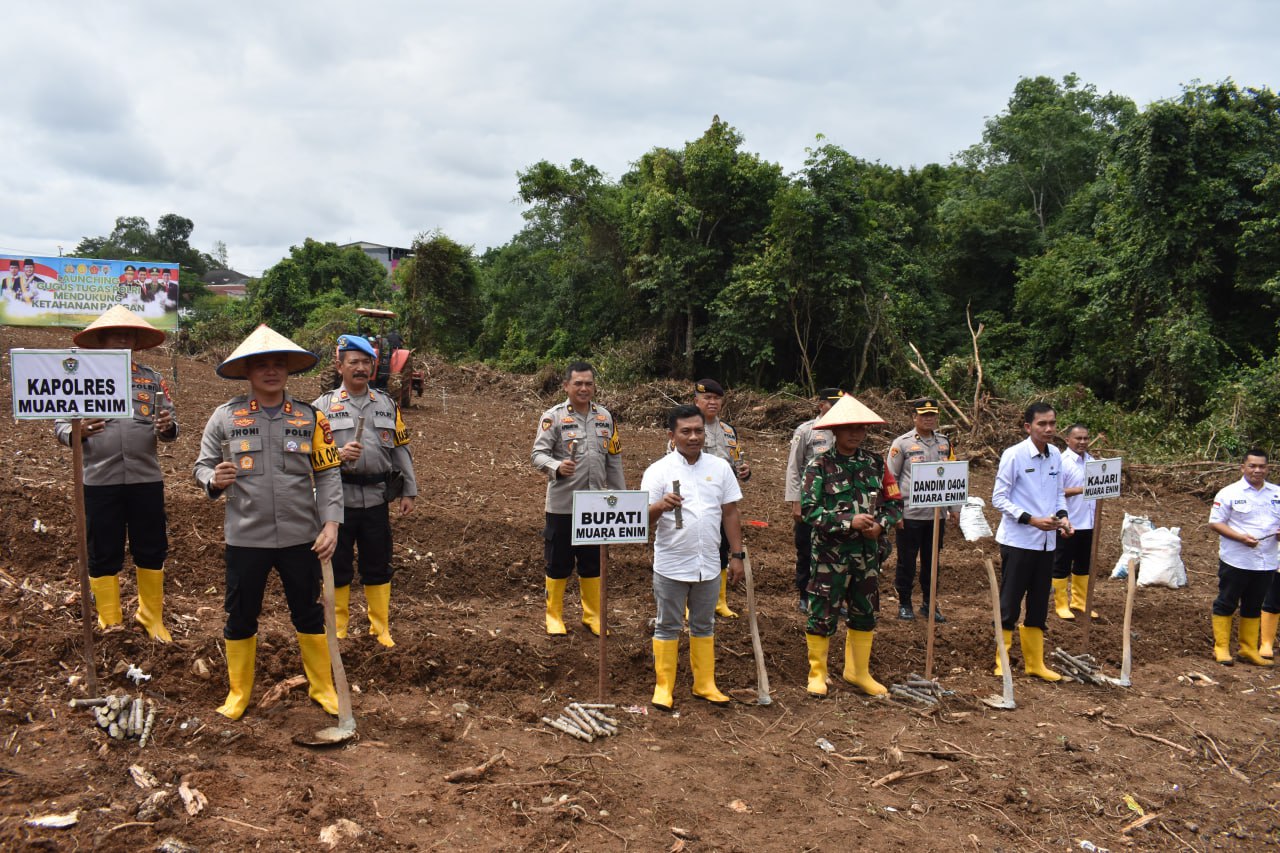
left=579, top=576, right=602, bottom=636
left=333, top=585, right=350, bottom=639
left=134, top=568, right=172, bottom=643
left=1019, top=626, right=1061, bottom=682
left=365, top=583, right=395, bottom=647
left=651, top=638, right=678, bottom=711
left=805, top=634, right=830, bottom=697
left=1260, top=611, right=1279, bottom=659
left=297, top=632, right=340, bottom=715
left=715, top=570, right=738, bottom=618
left=1052, top=578, right=1075, bottom=620
left=1069, top=574, right=1098, bottom=618
left=89, top=575, right=123, bottom=629
left=689, top=636, right=731, bottom=705
left=1212, top=613, right=1234, bottom=665
left=842, top=630, right=888, bottom=696
left=216, top=636, right=257, bottom=720
left=545, top=577, right=568, bottom=635
left=993, top=629, right=1014, bottom=676
left=1237, top=617, right=1272, bottom=666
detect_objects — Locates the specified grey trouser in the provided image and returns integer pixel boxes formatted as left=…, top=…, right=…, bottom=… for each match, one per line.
left=653, top=572, right=719, bottom=640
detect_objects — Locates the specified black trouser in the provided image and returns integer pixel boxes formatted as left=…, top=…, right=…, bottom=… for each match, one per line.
left=1052, top=528, right=1094, bottom=579
left=1265, top=571, right=1280, bottom=615
left=895, top=518, right=945, bottom=606
left=543, top=513, right=601, bottom=580
left=84, top=481, right=168, bottom=577
left=794, top=520, right=813, bottom=599
left=999, top=545, right=1053, bottom=630
left=223, top=544, right=324, bottom=639
left=1213, top=561, right=1272, bottom=619
left=333, top=502, right=394, bottom=587
left=719, top=524, right=729, bottom=570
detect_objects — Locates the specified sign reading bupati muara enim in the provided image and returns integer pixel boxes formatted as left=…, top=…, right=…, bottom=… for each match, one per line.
left=10, top=349, right=133, bottom=419
left=571, top=490, right=650, bottom=545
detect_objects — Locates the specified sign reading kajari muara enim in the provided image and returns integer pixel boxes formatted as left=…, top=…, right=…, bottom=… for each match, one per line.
left=10, top=349, right=133, bottom=420
left=0, top=254, right=179, bottom=330
left=908, top=460, right=970, bottom=508
left=571, top=490, right=650, bottom=545
left=1083, top=457, right=1123, bottom=501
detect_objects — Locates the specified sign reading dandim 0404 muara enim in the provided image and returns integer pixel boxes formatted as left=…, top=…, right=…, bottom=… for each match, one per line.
left=908, top=460, right=970, bottom=508
left=1084, top=457, right=1123, bottom=501
left=10, top=349, right=133, bottom=420
left=571, top=490, right=650, bottom=545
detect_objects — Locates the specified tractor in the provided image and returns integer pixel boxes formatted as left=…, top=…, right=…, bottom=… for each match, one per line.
left=321, top=308, right=422, bottom=409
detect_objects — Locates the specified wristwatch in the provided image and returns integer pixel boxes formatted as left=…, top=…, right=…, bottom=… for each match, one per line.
left=729, top=551, right=746, bottom=560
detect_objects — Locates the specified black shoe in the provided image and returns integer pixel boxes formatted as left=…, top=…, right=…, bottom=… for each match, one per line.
left=898, top=605, right=915, bottom=621
left=929, top=608, right=947, bottom=624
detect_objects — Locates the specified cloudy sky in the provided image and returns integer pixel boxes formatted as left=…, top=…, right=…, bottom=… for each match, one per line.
left=2, top=1, right=1272, bottom=276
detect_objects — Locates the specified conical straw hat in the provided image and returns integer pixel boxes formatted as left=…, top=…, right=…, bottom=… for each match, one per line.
left=813, top=394, right=885, bottom=429
left=73, top=305, right=166, bottom=350
left=216, top=324, right=318, bottom=379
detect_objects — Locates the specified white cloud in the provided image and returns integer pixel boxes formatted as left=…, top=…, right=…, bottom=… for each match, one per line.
left=0, top=0, right=1272, bottom=275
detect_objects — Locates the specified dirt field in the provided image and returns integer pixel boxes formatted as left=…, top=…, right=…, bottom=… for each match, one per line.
left=1, top=325, right=1277, bottom=852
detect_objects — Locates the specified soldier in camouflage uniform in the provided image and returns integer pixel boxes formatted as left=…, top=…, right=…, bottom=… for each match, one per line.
left=784, top=388, right=844, bottom=608
left=800, top=395, right=903, bottom=697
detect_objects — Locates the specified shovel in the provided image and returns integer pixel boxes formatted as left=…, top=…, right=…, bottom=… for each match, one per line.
left=981, top=558, right=1016, bottom=710
left=293, top=557, right=357, bottom=746
left=741, top=548, right=772, bottom=706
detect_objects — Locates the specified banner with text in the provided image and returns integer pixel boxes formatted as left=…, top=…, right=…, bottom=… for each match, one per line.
left=1083, top=457, right=1123, bottom=500
left=10, top=349, right=133, bottom=420
left=1, top=254, right=179, bottom=330
left=908, top=460, right=970, bottom=508
left=571, top=490, right=650, bottom=545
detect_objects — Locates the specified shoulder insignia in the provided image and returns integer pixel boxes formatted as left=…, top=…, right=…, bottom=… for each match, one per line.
left=283, top=401, right=293, bottom=415
left=249, top=400, right=259, bottom=412
left=159, top=379, right=171, bottom=398
left=369, top=390, right=378, bottom=401
left=540, top=417, right=552, bottom=431
left=889, top=446, right=899, bottom=457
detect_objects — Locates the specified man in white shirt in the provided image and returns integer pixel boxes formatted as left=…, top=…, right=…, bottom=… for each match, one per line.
left=1208, top=448, right=1280, bottom=666
left=642, top=404, right=745, bottom=711
left=1053, top=424, right=1097, bottom=620
left=992, top=402, right=1073, bottom=682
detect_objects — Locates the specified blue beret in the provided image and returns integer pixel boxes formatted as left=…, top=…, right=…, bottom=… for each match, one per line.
left=337, top=334, right=376, bottom=359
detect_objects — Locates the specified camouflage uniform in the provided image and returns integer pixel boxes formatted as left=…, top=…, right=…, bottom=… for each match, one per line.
left=801, top=448, right=903, bottom=636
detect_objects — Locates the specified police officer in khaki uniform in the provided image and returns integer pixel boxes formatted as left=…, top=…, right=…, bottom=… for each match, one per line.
left=314, top=334, right=418, bottom=648
left=56, top=305, right=177, bottom=642
left=194, top=325, right=343, bottom=720
left=784, top=388, right=844, bottom=609
left=691, top=379, right=751, bottom=618
left=531, top=361, right=624, bottom=636
left=886, top=399, right=958, bottom=622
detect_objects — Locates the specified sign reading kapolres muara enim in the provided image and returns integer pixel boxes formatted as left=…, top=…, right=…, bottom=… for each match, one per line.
left=10, top=349, right=133, bottom=419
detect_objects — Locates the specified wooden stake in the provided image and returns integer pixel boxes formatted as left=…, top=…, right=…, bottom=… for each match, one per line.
left=598, top=545, right=608, bottom=702
left=924, top=507, right=942, bottom=681
left=1081, top=501, right=1103, bottom=650
left=1120, top=558, right=1138, bottom=686
left=71, top=420, right=98, bottom=696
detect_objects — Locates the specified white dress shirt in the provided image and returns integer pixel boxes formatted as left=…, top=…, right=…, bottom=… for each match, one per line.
left=1061, top=448, right=1095, bottom=530
left=642, top=450, right=742, bottom=582
left=1210, top=477, right=1280, bottom=571
left=993, top=437, right=1067, bottom=552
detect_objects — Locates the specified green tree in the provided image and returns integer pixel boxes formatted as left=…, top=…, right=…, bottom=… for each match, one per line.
left=396, top=231, right=482, bottom=358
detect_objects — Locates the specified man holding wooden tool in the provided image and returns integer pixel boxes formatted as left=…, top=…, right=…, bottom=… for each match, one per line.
left=643, top=404, right=745, bottom=710
left=531, top=361, right=624, bottom=636
left=193, top=325, right=343, bottom=720
left=314, top=334, right=417, bottom=648
left=691, top=378, right=751, bottom=618
left=800, top=394, right=904, bottom=697
left=784, top=388, right=843, bottom=610
left=1208, top=448, right=1280, bottom=667
left=887, top=398, right=957, bottom=623
left=55, top=305, right=178, bottom=642
left=991, top=402, right=1072, bottom=682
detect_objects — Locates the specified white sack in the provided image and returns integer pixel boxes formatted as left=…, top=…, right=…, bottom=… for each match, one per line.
left=1137, top=526, right=1187, bottom=588
left=1112, top=512, right=1154, bottom=579
left=960, top=497, right=993, bottom=541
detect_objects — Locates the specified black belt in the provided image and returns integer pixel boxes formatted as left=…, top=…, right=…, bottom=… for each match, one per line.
left=340, top=472, right=390, bottom=486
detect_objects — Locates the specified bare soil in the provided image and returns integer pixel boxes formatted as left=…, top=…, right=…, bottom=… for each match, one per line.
left=0, top=325, right=1277, bottom=851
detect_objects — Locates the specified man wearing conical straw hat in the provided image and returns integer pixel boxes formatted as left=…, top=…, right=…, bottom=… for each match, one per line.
left=799, top=393, right=904, bottom=697
left=193, top=325, right=344, bottom=720
left=55, top=305, right=178, bottom=642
